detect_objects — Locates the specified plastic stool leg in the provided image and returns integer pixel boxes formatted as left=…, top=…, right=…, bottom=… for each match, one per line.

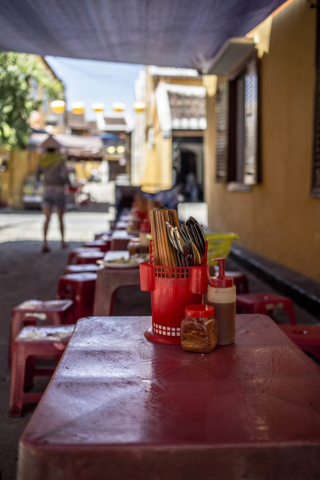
left=283, top=302, right=296, bottom=325
left=9, top=346, right=26, bottom=417
left=241, top=277, right=249, bottom=294
left=24, top=356, right=35, bottom=389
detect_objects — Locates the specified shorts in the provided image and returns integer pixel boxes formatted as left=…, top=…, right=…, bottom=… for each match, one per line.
left=42, top=190, right=66, bottom=210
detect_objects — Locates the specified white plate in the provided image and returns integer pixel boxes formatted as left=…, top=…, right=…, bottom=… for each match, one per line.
left=99, top=261, right=139, bottom=269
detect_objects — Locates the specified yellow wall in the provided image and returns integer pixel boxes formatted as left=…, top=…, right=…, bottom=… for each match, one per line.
left=141, top=69, right=203, bottom=193
left=141, top=114, right=172, bottom=193
left=0, top=149, right=39, bottom=207
left=141, top=69, right=173, bottom=193
left=74, top=161, right=101, bottom=181
left=205, top=0, right=320, bottom=282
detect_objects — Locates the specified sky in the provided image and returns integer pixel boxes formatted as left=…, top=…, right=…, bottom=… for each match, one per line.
left=46, top=56, right=143, bottom=122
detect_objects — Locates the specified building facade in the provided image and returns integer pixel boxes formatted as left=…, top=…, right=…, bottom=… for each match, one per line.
left=132, top=66, right=206, bottom=197
left=204, top=0, right=320, bottom=282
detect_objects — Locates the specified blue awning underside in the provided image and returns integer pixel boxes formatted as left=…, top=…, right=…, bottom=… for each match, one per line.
left=0, top=0, right=285, bottom=70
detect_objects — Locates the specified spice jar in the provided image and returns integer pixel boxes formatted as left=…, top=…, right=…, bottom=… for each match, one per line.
left=181, top=305, right=218, bottom=354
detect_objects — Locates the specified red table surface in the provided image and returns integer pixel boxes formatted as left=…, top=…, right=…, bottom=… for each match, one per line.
left=18, top=315, right=320, bottom=480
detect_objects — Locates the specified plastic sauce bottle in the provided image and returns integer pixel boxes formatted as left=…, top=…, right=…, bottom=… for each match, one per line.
left=139, top=220, right=151, bottom=247
left=207, top=258, right=236, bottom=345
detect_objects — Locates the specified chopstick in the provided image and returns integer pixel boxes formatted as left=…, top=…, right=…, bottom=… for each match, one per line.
left=150, top=208, right=178, bottom=267
left=149, top=209, right=159, bottom=266
left=163, top=208, right=177, bottom=267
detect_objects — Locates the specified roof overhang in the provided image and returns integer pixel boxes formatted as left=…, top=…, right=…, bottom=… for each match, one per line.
left=156, top=83, right=207, bottom=138
left=205, top=37, right=256, bottom=76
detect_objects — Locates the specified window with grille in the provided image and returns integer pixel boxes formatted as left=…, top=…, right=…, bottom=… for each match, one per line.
left=215, top=55, right=259, bottom=186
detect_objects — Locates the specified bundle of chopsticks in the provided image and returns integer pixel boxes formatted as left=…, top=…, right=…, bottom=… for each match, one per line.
left=150, top=208, right=180, bottom=267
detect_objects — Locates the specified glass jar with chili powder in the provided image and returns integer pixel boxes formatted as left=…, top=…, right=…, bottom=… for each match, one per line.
left=181, top=305, right=218, bottom=354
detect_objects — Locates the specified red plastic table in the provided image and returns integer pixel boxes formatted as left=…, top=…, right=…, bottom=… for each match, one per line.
left=93, top=251, right=140, bottom=315
left=110, top=230, right=136, bottom=250
left=18, top=315, right=320, bottom=480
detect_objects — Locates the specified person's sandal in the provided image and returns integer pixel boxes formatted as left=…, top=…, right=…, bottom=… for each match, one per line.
left=42, top=245, right=51, bottom=253
left=61, top=242, right=69, bottom=249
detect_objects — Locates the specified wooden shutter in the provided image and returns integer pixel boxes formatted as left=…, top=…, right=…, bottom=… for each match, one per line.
left=216, top=82, right=229, bottom=182
left=243, top=57, right=258, bottom=185
left=312, top=5, right=320, bottom=196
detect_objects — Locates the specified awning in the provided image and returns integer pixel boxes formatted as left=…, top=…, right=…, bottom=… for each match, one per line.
left=156, top=84, right=207, bottom=137
left=29, top=133, right=104, bottom=160
left=0, top=0, right=285, bottom=71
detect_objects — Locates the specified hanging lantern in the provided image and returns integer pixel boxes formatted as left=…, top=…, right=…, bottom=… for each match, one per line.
left=117, top=146, right=125, bottom=153
left=107, top=146, right=116, bottom=154
left=50, top=100, right=66, bottom=114
left=133, top=102, right=146, bottom=113
left=112, top=102, right=126, bottom=113
left=92, top=102, right=105, bottom=113
left=72, top=102, right=85, bottom=115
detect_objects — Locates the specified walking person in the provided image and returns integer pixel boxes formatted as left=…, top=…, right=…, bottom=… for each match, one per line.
left=36, top=136, right=72, bottom=253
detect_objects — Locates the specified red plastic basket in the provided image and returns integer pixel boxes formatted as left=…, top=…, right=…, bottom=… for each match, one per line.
left=140, top=241, right=208, bottom=344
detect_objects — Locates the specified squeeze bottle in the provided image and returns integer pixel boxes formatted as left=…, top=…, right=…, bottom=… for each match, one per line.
left=207, top=258, right=236, bottom=345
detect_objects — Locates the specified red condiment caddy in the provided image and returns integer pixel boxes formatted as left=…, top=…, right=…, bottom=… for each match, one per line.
left=140, top=241, right=208, bottom=344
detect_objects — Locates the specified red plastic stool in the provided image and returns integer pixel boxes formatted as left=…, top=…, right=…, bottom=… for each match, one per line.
left=228, top=272, right=249, bottom=294
left=9, top=300, right=73, bottom=366
left=111, top=238, right=132, bottom=251
left=57, top=273, right=97, bottom=320
left=9, top=325, right=74, bottom=417
left=64, top=264, right=99, bottom=274
left=214, top=267, right=249, bottom=294
left=279, top=325, right=320, bottom=363
left=68, top=247, right=100, bottom=265
left=83, top=240, right=110, bottom=253
left=236, top=292, right=296, bottom=325
left=76, top=251, right=105, bottom=265
left=95, top=231, right=112, bottom=240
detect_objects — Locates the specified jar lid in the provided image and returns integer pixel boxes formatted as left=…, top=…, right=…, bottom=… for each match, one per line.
left=185, top=304, right=214, bottom=318
left=140, top=219, right=151, bottom=233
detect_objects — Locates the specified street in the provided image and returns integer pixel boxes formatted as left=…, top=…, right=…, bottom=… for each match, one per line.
left=0, top=182, right=116, bottom=244
left=0, top=211, right=114, bottom=244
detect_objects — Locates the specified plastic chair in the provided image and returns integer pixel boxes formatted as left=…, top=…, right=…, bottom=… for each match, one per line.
left=75, top=251, right=105, bottom=265
left=64, top=264, right=99, bottom=274
left=279, top=325, right=320, bottom=363
left=57, top=273, right=97, bottom=320
left=9, top=325, right=74, bottom=417
left=93, top=267, right=141, bottom=316
left=9, top=300, right=73, bottom=366
left=83, top=240, right=110, bottom=253
left=68, top=247, right=100, bottom=265
left=94, top=231, right=112, bottom=240
left=212, top=267, right=249, bottom=294
left=236, top=292, right=296, bottom=325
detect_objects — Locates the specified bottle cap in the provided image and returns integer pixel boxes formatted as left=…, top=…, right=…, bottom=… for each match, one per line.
left=185, top=304, right=214, bottom=318
left=140, top=220, right=151, bottom=233
left=207, top=258, right=233, bottom=288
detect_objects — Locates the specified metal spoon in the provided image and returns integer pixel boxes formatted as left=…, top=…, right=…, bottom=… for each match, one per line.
left=175, top=229, right=192, bottom=263
left=165, top=221, right=183, bottom=266
left=186, top=217, right=206, bottom=252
